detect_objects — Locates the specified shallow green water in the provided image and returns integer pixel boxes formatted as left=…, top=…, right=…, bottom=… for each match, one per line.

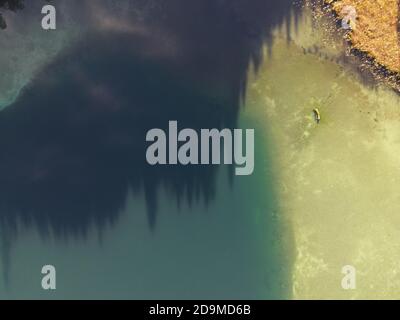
left=246, top=9, right=400, bottom=299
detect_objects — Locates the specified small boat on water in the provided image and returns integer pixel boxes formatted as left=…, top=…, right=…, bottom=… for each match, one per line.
left=313, top=108, right=321, bottom=124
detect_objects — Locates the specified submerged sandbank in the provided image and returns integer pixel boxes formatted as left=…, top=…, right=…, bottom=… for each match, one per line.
left=245, top=9, right=400, bottom=299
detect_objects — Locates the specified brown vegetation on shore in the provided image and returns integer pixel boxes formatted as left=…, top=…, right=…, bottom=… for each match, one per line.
left=326, top=0, right=400, bottom=74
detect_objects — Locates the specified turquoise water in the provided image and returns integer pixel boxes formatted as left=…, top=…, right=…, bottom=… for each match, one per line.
left=0, top=117, right=290, bottom=299
left=0, top=0, right=298, bottom=299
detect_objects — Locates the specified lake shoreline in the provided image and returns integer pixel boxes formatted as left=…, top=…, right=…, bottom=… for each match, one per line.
left=322, top=0, right=400, bottom=93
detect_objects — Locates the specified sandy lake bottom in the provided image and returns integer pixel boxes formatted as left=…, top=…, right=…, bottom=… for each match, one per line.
left=245, top=10, right=400, bottom=299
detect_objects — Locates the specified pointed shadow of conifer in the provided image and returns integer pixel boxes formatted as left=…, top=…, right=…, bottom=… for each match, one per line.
left=0, top=0, right=301, bottom=287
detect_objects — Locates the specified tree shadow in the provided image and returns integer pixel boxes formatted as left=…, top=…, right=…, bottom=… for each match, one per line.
left=0, top=0, right=23, bottom=29
left=0, top=0, right=300, bottom=286
left=0, top=0, right=24, bottom=11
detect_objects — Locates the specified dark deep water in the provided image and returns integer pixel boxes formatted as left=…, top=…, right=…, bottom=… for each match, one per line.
left=0, top=0, right=298, bottom=299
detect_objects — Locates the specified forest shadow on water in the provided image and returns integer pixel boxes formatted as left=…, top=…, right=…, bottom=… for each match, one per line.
left=0, top=0, right=300, bottom=290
